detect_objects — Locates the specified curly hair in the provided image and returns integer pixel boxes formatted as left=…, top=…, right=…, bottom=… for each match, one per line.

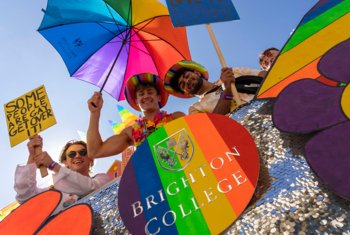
left=169, top=68, right=192, bottom=94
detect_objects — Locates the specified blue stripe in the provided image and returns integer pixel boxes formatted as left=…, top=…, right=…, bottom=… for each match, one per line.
left=133, top=140, right=178, bottom=234
left=300, top=0, right=344, bottom=25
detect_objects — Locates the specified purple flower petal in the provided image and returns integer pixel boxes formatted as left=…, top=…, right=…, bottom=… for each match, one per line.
left=273, top=79, right=347, bottom=133
left=319, top=38, right=350, bottom=83
left=305, top=121, right=350, bottom=200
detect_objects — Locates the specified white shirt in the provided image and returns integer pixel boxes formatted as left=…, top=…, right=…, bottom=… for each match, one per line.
left=14, top=163, right=111, bottom=214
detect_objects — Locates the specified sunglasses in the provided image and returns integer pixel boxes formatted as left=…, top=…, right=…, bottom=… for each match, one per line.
left=67, top=149, right=87, bottom=159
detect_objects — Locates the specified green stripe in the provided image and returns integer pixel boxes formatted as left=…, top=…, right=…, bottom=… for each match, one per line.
left=147, top=127, right=210, bottom=234
left=283, top=0, right=350, bottom=53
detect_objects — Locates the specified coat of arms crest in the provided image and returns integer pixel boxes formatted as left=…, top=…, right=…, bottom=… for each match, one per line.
left=153, top=128, right=194, bottom=172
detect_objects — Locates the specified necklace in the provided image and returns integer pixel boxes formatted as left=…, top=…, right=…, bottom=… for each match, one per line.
left=142, top=119, right=157, bottom=138
left=137, top=111, right=168, bottom=138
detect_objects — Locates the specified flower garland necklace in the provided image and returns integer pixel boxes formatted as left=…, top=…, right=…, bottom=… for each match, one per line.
left=132, top=111, right=173, bottom=147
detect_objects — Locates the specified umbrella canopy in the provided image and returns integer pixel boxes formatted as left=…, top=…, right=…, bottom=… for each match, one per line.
left=38, top=0, right=191, bottom=100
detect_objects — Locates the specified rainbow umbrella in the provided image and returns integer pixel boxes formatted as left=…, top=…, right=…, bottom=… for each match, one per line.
left=38, top=0, right=191, bottom=100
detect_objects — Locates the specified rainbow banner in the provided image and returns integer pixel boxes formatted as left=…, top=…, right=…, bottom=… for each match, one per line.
left=109, top=120, right=125, bottom=135
left=109, top=105, right=138, bottom=134
left=117, top=105, right=138, bottom=124
left=118, top=113, right=259, bottom=234
left=258, top=0, right=350, bottom=98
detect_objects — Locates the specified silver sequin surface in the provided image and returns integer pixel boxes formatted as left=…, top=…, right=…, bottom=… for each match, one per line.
left=77, top=100, right=350, bottom=234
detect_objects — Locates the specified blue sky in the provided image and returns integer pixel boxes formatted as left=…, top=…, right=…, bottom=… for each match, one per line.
left=0, top=0, right=316, bottom=209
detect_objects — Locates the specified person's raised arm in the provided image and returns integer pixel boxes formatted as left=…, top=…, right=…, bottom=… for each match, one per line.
left=87, top=92, right=133, bottom=158
left=87, top=92, right=105, bottom=158
left=212, top=67, right=236, bottom=115
left=14, top=136, right=46, bottom=204
left=89, top=128, right=132, bottom=158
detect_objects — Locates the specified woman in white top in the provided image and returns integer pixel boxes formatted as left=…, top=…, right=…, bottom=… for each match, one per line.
left=14, top=135, right=111, bottom=214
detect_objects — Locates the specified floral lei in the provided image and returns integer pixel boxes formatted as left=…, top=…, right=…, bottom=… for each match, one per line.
left=132, top=111, right=173, bottom=147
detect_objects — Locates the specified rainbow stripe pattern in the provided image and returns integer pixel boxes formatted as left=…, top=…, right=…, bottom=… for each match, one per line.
left=258, top=0, right=350, bottom=98
left=118, top=114, right=259, bottom=234
left=109, top=105, right=138, bottom=134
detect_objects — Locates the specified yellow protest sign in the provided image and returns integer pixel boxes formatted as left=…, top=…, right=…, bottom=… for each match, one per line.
left=4, top=85, right=56, bottom=147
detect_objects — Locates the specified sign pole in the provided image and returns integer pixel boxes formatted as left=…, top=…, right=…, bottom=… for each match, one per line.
left=205, top=24, right=241, bottom=106
left=34, top=141, right=48, bottom=178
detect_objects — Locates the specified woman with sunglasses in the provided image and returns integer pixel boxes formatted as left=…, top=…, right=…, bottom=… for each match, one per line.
left=14, top=135, right=111, bottom=214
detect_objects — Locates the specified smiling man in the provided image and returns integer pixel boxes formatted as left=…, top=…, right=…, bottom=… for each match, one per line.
left=164, top=60, right=262, bottom=115
left=87, top=73, right=184, bottom=159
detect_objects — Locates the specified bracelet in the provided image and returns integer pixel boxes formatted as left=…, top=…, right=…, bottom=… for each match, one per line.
left=220, top=92, right=233, bottom=100
left=48, top=161, right=58, bottom=171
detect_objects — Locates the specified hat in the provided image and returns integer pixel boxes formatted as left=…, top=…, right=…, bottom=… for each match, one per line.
left=164, top=60, right=209, bottom=98
left=124, top=73, right=169, bottom=111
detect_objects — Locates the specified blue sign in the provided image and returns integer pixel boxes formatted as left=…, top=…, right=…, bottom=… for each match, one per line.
left=166, top=0, right=240, bottom=27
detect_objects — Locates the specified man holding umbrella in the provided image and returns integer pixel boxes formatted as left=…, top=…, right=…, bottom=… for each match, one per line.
left=164, top=60, right=262, bottom=115
left=87, top=73, right=185, bottom=158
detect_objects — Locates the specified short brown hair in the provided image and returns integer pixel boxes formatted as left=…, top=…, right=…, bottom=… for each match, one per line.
left=134, top=83, right=159, bottom=96
left=258, top=47, right=279, bottom=65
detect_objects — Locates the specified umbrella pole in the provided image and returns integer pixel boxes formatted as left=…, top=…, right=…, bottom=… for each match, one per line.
left=90, top=38, right=129, bottom=107
left=205, top=24, right=241, bottom=106
left=99, top=40, right=127, bottom=93
left=91, top=39, right=126, bottom=108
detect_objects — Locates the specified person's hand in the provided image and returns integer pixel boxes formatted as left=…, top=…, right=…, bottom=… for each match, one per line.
left=27, top=135, right=43, bottom=164
left=88, top=92, right=103, bottom=113
left=220, top=67, right=235, bottom=90
left=34, top=151, right=53, bottom=168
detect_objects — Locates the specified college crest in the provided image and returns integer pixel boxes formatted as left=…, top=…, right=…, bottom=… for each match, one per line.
left=153, top=128, right=194, bottom=172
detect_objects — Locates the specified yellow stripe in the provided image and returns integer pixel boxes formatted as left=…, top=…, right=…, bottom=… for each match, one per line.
left=259, top=13, right=350, bottom=96
left=131, top=0, right=168, bottom=25
left=341, top=84, right=350, bottom=119
left=163, top=118, right=236, bottom=234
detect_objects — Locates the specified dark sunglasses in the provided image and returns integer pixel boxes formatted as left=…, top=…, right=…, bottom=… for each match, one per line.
left=67, top=149, right=87, bottom=158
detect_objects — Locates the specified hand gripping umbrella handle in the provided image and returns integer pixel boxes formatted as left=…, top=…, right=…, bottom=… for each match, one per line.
left=35, top=146, right=48, bottom=177
left=90, top=90, right=104, bottom=108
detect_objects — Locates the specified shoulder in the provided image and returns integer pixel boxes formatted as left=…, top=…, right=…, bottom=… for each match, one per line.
left=119, top=126, right=134, bottom=143
left=188, top=103, right=203, bottom=114
left=233, top=67, right=260, bottom=77
left=171, top=111, right=185, bottom=119
left=93, top=173, right=113, bottom=183
left=92, top=173, right=113, bottom=186
left=122, top=125, right=134, bottom=133
left=105, top=126, right=133, bottom=146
